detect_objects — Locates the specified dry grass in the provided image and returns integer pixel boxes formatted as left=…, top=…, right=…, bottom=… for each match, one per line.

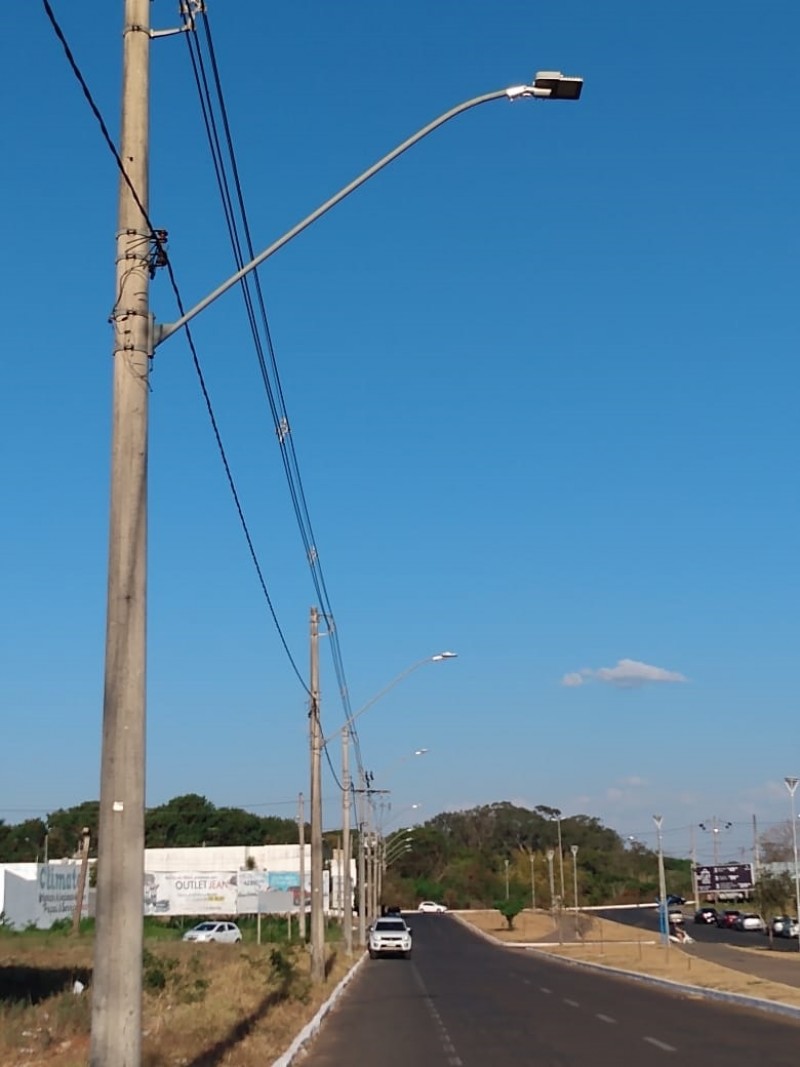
left=1, top=937, right=358, bottom=1067
left=458, top=910, right=800, bottom=1009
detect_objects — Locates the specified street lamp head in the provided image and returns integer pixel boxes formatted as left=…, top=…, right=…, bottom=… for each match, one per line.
left=785, top=777, right=799, bottom=796
left=432, top=651, right=458, bottom=661
left=570, top=845, right=579, bottom=857
left=414, top=748, right=429, bottom=757
left=652, top=814, right=663, bottom=830
left=533, top=71, right=584, bottom=101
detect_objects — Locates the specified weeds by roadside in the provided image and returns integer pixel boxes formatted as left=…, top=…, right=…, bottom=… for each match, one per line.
left=1, top=928, right=355, bottom=1067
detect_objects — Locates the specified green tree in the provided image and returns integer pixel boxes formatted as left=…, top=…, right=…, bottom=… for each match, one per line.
left=495, top=897, right=525, bottom=930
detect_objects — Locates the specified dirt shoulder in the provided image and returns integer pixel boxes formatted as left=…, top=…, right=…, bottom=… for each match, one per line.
left=456, top=909, right=800, bottom=1011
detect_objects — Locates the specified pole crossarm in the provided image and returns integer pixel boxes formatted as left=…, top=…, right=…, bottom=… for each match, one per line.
left=153, top=86, right=553, bottom=347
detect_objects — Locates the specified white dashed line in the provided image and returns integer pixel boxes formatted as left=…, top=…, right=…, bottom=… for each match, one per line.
left=563, top=998, right=580, bottom=1008
left=412, top=964, right=464, bottom=1066
left=596, top=1013, right=616, bottom=1024
left=539, top=987, right=552, bottom=995
left=643, top=1036, right=676, bottom=1053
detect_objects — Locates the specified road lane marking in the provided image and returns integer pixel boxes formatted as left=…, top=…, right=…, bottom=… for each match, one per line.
left=539, top=987, right=552, bottom=994
left=563, top=998, right=580, bottom=1007
left=411, top=963, right=464, bottom=1067
left=644, top=1037, right=676, bottom=1052
left=596, top=1014, right=616, bottom=1024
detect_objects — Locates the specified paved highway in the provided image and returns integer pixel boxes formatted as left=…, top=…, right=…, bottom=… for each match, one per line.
left=597, top=905, right=800, bottom=953
left=302, top=914, right=800, bottom=1065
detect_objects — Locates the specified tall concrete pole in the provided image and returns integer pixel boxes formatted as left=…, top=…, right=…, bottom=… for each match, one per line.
left=341, top=727, right=353, bottom=955
left=91, top=2, right=151, bottom=1062
left=357, top=771, right=367, bottom=945
left=309, top=607, right=325, bottom=983
left=298, top=792, right=306, bottom=940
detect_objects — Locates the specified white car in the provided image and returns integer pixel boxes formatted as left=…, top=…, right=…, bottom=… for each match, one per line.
left=417, top=900, right=447, bottom=913
left=182, top=921, right=242, bottom=943
left=369, top=917, right=413, bottom=959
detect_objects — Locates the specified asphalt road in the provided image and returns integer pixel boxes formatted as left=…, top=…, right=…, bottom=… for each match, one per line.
left=301, top=914, right=800, bottom=1066
left=597, top=906, right=800, bottom=953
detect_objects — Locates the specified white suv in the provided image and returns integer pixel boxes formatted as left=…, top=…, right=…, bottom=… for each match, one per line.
left=369, top=917, right=413, bottom=959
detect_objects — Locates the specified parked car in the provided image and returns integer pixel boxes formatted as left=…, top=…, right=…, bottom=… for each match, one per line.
left=770, top=915, right=792, bottom=937
left=182, top=921, right=242, bottom=943
left=777, top=917, right=799, bottom=938
left=368, top=917, right=413, bottom=959
left=694, top=907, right=718, bottom=924
left=418, top=900, right=447, bottom=913
left=716, top=910, right=742, bottom=929
left=733, top=913, right=765, bottom=932
left=668, top=907, right=685, bottom=926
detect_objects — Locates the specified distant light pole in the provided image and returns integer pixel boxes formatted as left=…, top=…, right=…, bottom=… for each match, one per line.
left=784, top=777, right=800, bottom=953
left=504, top=858, right=510, bottom=900
left=333, top=653, right=455, bottom=950
left=570, top=844, right=579, bottom=933
left=529, top=852, right=536, bottom=911
left=546, top=849, right=555, bottom=910
left=653, top=815, right=669, bottom=948
left=551, top=811, right=565, bottom=909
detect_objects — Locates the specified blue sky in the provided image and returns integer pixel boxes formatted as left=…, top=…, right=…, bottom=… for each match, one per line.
left=3, top=1, right=798, bottom=863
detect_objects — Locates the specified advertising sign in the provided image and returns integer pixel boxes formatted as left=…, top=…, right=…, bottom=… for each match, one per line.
left=694, top=863, right=754, bottom=893
left=1, top=863, right=89, bottom=929
left=144, top=871, right=237, bottom=916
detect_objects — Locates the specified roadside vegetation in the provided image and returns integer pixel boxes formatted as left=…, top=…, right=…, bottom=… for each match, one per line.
left=0, top=918, right=354, bottom=1067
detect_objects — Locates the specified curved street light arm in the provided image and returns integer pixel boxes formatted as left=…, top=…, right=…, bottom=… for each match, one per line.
left=154, top=85, right=548, bottom=347
left=323, top=653, right=456, bottom=746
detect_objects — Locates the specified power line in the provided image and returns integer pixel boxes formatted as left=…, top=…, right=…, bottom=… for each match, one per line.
left=182, top=8, right=366, bottom=779
left=41, top=0, right=309, bottom=693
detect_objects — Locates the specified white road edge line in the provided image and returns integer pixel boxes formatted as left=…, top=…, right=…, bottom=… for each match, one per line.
left=643, top=1036, right=676, bottom=1052
left=563, top=998, right=580, bottom=1007
left=540, top=987, right=552, bottom=994
left=596, top=1013, right=616, bottom=1024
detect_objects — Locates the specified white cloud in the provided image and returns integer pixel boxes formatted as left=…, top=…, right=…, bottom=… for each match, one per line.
left=560, top=658, right=687, bottom=689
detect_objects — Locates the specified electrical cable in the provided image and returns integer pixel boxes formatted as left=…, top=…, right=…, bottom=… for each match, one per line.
left=183, top=8, right=369, bottom=780
left=41, top=0, right=309, bottom=694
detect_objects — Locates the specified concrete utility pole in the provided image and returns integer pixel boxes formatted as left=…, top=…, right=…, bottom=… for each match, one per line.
left=341, top=727, right=353, bottom=955
left=309, top=607, right=325, bottom=983
left=357, top=771, right=367, bottom=945
left=72, top=827, right=92, bottom=935
left=91, top=1, right=151, bottom=1061
left=298, top=792, right=306, bottom=940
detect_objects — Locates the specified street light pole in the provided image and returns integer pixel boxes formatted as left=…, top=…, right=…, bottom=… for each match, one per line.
left=504, top=858, right=510, bottom=900
left=309, top=607, right=325, bottom=983
left=91, top=2, right=151, bottom=1061
left=653, top=815, right=669, bottom=949
left=92, top=51, right=582, bottom=1048
left=784, top=777, right=800, bottom=953
left=529, top=852, right=536, bottom=911
left=341, top=727, right=352, bottom=955
left=570, top=844, right=579, bottom=934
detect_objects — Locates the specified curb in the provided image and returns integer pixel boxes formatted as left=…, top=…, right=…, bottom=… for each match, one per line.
left=270, top=952, right=367, bottom=1067
left=454, top=913, right=800, bottom=1022
left=532, top=948, right=800, bottom=1021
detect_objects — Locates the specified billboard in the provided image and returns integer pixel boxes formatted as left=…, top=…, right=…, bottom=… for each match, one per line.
left=1, top=863, right=89, bottom=929
left=144, top=871, right=237, bottom=916
left=694, top=863, right=754, bottom=893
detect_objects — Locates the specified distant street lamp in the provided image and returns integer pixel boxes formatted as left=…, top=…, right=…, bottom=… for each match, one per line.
left=504, top=858, right=510, bottom=900
left=529, top=852, right=536, bottom=911
left=546, top=849, right=555, bottom=910
left=329, top=652, right=456, bottom=956
left=653, top=815, right=669, bottom=948
left=570, top=844, right=579, bottom=934
left=784, top=777, right=800, bottom=953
